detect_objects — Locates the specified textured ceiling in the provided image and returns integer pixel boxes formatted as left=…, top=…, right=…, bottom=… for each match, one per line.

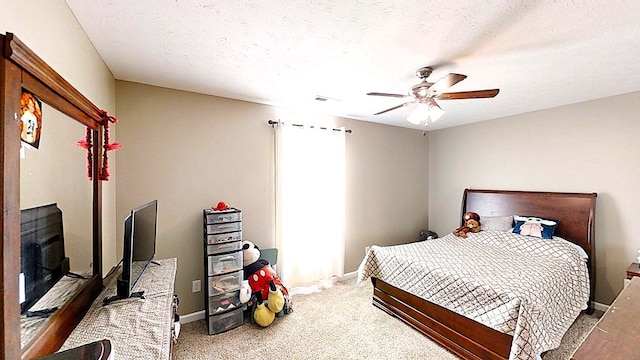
left=65, top=0, right=640, bottom=130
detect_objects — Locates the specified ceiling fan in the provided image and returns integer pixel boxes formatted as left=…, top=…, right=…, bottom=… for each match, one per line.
left=367, top=66, right=499, bottom=125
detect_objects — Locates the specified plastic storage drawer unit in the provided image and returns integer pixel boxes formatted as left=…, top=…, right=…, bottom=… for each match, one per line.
left=203, top=207, right=245, bottom=336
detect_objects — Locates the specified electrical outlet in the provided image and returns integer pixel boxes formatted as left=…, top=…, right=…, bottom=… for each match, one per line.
left=192, top=280, right=201, bottom=293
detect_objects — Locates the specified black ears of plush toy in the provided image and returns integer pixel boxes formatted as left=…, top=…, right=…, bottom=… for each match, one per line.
left=242, top=241, right=260, bottom=251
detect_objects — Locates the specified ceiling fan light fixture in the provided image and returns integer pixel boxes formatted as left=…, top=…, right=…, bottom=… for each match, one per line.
left=368, top=66, right=497, bottom=125
left=407, top=102, right=429, bottom=124
left=428, top=99, right=445, bottom=122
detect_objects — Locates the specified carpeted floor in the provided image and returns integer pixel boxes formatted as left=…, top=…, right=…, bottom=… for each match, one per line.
left=174, top=279, right=601, bottom=360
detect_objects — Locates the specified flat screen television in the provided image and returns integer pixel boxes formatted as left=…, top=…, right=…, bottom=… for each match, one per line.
left=20, top=203, right=70, bottom=313
left=115, top=200, right=158, bottom=301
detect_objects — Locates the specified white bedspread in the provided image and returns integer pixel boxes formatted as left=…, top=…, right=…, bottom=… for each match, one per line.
left=357, top=230, right=589, bottom=360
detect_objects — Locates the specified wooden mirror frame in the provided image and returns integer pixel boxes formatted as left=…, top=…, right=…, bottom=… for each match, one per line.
left=1, top=33, right=104, bottom=359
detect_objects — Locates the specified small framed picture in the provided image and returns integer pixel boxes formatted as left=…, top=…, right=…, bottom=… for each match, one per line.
left=20, top=90, right=43, bottom=148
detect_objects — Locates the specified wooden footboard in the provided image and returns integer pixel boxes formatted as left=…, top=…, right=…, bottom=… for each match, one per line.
left=371, top=277, right=512, bottom=360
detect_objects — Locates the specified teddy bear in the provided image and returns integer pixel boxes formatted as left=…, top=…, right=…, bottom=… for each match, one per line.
left=241, top=240, right=292, bottom=327
left=453, top=212, right=481, bottom=238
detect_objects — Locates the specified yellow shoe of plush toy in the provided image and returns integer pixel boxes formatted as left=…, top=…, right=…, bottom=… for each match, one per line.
left=267, top=287, right=285, bottom=314
left=253, top=302, right=275, bottom=327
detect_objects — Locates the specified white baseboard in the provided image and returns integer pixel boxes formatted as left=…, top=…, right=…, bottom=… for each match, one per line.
left=340, top=271, right=357, bottom=281
left=593, top=301, right=608, bottom=313
left=180, top=310, right=205, bottom=324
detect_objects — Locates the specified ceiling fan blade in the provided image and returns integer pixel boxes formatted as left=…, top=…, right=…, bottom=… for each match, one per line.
left=367, top=92, right=407, bottom=98
left=374, top=102, right=412, bottom=115
left=436, top=89, right=500, bottom=100
left=426, top=73, right=467, bottom=96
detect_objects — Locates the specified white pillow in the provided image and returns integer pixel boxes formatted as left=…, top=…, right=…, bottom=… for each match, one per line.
left=480, top=215, right=513, bottom=231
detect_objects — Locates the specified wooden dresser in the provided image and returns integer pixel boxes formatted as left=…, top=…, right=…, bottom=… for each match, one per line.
left=571, top=276, right=640, bottom=359
left=59, top=258, right=177, bottom=359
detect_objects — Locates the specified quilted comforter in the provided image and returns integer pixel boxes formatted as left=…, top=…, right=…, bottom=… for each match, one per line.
left=357, top=230, right=590, bottom=360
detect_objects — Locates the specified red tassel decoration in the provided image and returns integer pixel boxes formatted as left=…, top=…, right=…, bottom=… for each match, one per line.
left=75, top=127, right=93, bottom=180
left=99, top=110, right=121, bottom=181
left=76, top=110, right=121, bottom=181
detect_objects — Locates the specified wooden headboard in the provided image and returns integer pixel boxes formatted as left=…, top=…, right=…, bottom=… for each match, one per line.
left=462, top=189, right=597, bottom=312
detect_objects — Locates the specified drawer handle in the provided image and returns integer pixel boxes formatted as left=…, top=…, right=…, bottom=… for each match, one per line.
left=217, top=255, right=235, bottom=261
left=216, top=275, right=235, bottom=281
left=215, top=244, right=235, bottom=250
left=216, top=225, right=237, bottom=230
left=217, top=215, right=235, bottom=221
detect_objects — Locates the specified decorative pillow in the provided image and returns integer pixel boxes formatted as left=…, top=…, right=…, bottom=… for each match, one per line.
left=479, top=216, right=513, bottom=231
left=512, top=215, right=559, bottom=239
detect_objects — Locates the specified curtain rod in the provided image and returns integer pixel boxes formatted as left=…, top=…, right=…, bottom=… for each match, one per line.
left=268, top=120, right=352, bottom=133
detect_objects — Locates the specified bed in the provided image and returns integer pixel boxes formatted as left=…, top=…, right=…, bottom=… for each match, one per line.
left=357, top=189, right=596, bottom=360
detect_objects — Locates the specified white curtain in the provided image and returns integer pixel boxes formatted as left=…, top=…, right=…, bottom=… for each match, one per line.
left=275, top=123, right=345, bottom=287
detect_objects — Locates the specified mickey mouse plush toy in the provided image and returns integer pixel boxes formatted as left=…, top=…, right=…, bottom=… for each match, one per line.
left=241, top=240, right=292, bottom=327
left=453, top=212, right=481, bottom=238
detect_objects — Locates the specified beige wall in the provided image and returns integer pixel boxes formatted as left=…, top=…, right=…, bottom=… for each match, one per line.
left=2, top=1, right=118, bottom=273
left=115, top=81, right=429, bottom=314
left=428, top=91, right=640, bottom=305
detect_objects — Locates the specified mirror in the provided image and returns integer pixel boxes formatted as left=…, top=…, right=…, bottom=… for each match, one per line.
left=2, top=33, right=104, bottom=359
left=19, top=102, right=93, bottom=348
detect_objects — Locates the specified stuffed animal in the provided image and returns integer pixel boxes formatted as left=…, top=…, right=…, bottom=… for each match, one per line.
left=453, top=212, right=481, bottom=238
left=241, top=240, right=292, bottom=327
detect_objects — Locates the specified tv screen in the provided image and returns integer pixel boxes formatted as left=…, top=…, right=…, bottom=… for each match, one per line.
left=20, top=204, right=70, bottom=313
left=116, top=200, right=158, bottom=300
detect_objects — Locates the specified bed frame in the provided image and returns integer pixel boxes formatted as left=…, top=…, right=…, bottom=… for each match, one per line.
left=370, top=189, right=597, bottom=360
